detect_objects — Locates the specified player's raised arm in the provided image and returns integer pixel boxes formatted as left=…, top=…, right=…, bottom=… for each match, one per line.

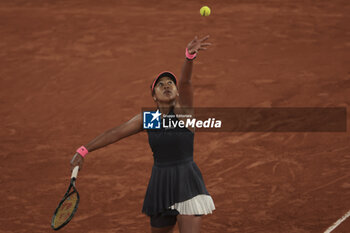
left=70, top=113, right=143, bottom=170
left=178, top=35, right=211, bottom=107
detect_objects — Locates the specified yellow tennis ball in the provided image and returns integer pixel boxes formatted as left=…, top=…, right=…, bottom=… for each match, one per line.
left=200, top=6, right=211, bottom=16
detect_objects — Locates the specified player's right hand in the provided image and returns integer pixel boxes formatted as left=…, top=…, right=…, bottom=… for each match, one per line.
left=70, top=152, right=84, bottom=171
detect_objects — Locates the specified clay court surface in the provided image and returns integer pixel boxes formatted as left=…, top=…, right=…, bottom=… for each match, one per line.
left=1, top=0, right=350, bottom=232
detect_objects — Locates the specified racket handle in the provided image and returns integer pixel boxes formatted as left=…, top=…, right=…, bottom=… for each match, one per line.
left=71, top=166, right=79, bottom=179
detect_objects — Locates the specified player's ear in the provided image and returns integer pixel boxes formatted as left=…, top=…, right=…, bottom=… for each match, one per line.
left=151, top=90, right=156, bottom=101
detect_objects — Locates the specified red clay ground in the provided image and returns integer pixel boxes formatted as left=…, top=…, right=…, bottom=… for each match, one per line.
left=0, top=0, right=349, bottom=232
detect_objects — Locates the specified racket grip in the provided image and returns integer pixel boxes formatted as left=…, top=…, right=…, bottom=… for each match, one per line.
left=71, top=166, right=79, bottom=179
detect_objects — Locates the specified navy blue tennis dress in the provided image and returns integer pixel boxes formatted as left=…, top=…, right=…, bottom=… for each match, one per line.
left=142, top=110, right=215, bottom=217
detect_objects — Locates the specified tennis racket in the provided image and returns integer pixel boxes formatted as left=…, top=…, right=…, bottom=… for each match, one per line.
left=51, top=166, right=80, bottom=230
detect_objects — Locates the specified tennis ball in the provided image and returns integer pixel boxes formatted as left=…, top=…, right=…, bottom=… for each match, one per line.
left=200, top=6, right=211, bottom=16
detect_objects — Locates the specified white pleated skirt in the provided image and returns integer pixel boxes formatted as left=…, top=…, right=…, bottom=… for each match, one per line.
left=169, top=194, right=215, bottom=215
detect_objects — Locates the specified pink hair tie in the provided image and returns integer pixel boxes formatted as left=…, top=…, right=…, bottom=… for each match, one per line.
left=185, top=48, right=197, bottom=60
left=76, top=146, right=89, bottom=158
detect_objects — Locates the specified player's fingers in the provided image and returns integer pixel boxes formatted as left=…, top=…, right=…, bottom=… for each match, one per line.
left=199, top=35, right=210, bottom=42
left=70, top=157, right=76, bottom=170
left=198, top=47, right=207, bottom=51
left=70, top=153, right=83, bottom=170
left=188, top=39, right=196, bottom=47
left=201, top=43, right=212, bottom=46
left=70, top=163, right=77, bottom=171
left=79, top=159, right=84, bottom=170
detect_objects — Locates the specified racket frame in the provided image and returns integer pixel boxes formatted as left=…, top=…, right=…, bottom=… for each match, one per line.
left=51, top=167, right=80, bottom=231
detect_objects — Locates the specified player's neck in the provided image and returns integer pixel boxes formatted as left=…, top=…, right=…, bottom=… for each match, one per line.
left=157, top=103, right=175, bottom=115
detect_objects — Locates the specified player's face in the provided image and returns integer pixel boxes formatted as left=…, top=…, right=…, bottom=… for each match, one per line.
left=153, top=76, right=178, bottom=103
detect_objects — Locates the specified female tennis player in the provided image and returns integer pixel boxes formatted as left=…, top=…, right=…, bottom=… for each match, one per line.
left=70, top=35, right=215, bottom=233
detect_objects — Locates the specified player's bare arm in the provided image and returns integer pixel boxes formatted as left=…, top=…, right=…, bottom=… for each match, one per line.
left=70, top=114, right=142, bottom=170
left=178, top=35, right=211, bottom=108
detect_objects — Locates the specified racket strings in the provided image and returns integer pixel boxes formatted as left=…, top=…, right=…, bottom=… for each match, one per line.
left=52, top=192, right=78, bottom=229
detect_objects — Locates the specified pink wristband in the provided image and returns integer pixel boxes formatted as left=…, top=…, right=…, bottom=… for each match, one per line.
left=185, top=48, right=197, bottom=60
left=76, top=146, right=89, bottom=158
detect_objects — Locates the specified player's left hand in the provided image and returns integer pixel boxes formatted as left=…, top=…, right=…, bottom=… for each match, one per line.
left=187, top=35, right=211, bottom=54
